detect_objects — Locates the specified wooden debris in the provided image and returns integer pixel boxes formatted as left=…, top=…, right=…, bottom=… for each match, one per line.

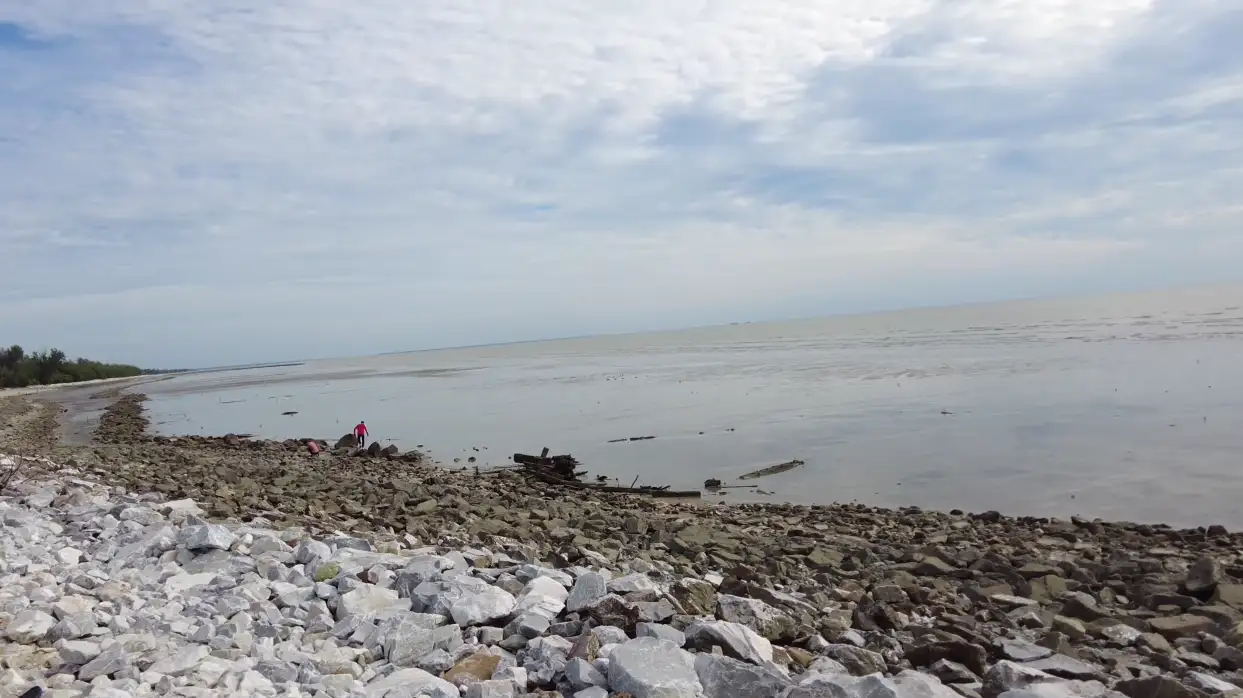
left=739, top=459, right=805, bottom=481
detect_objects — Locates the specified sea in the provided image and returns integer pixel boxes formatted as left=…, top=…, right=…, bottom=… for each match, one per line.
left=143, top=284, right=1243, bottom=529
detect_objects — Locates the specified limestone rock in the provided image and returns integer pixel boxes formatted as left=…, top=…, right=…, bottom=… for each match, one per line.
left=685, top=620, right=773, bottom=665
left=695, top=652, right=791, bottom=698
left=451, top=586, right=517, bottom=627
left=6, top=610, right=56, bottom=644
left=567, top=572, right=608, bottom=613
left=609, top=637, right=703, bottom=698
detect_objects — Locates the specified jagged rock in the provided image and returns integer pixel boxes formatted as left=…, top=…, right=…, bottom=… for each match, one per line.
left=452, top=586, right=518, bottom=627
left=672, top=578, right=718, bottom=616
left=609, top=637, right=703, bottom=698
left=567, top=572, right=608, bottom=612
left=1002, top=640, right=1054, bottom=663
left=178, top=523, right=237, bottom=551
left=982, top=662, right=1065, bottom=698
left=695, top=653, right=791, bottom=698
left=6, top=610, right=56, bottom=644
left=337, top=584, right=401, bottom=622
left=825, top=644, right=888, bottom=676
left=77, top=643, right=129, bottom=680
left=685, top=620, right=773, bottom=665
left=716, top=594, right=795, bottom=641
left=1149, top=615, right=1216, bottom=641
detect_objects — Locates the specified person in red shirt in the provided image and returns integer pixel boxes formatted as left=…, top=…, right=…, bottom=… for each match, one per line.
left=353, top=421, right=369, bottom=448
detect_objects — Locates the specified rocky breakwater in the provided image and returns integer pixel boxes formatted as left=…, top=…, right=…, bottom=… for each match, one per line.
left=4, top=457, right=1243, bottom=698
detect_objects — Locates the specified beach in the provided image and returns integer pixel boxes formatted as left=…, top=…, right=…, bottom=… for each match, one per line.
left=4, top=379, right=1243, bottom=697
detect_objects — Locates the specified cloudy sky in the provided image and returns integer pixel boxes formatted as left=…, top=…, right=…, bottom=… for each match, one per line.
left=1, top=1, right=1241, bottom=367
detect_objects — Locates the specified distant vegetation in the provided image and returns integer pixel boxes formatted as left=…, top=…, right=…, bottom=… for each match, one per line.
left=0, top=344, right=144, bottom=388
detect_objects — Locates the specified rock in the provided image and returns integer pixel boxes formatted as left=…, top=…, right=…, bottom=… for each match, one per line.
left=1212, top=585, right=1243, bottom=609
left=1116, top=675, right=1210, bottom=698
left=179, top=523, right=237, bottom=551
left=637, top=622, right=686, bottom=647
left=716, top=595, right=794, bottom=641
left=982, top=661, right=1060, bottom=698
left=445, top=652, right=502, bottom=685
left=609, top=637, right=703, bottom=698
left=685, top=620, right=773, bottom=665
left=6, top=610, right=56, bottom=644
left=694, top=653, right=792, bottom=698
left=610, top=573, right=660, bottom=594
left=1060, top=594, right=1109, bottom=623
left=1184, top=673, right=1238, bottom=695
left=515, top=576, right=568, bottom=620
left=1024, top=656, right=1101, bottom=682
left=786, top=671, right=959, bottom=698
left=930, top=660, right=979, bottom=684
left=1149, top=615, right=1216, bottom=641
left=672, top=578, right=718, bottom=616
left=825, top=644, right=888, bottom=676
left=916, top=557, right=956, bottom=576
left=567, top=572, right=608, bottom=612
left=337, top=585, right=401, bottom=622
left=907, top=640, right=988, bottom=677
left=57, top=640, right=102, bottom=665
left=451, top=586, right=518, bottom=627
left=147, top=645, right=209, bottom=676
left=294, top=539, right=331, bottom=564
left=1185, top=556, right=1222, bottom=596
left=1001, top=640, right=1054, bottom=663
left=565, top=657, right=607, bottom=691
left=363, top=667, right=458, bottom=698
left=1099, top=624, right=1142, bottom=647
left=77, top=643, right=129, bottom=680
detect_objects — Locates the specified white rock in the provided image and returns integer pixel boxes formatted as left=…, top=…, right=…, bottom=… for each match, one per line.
left=56, top=547, right=84, bottom=565
left=515, top=577, right=568, bottom=620
left=450, top=586, right=517, bottom=627
left=575, top=688, right=609, bottom=698
left=57, top=640, right=103, bottom=665
left=609, top=573, right=660, bottom=594
left=609, top=637, right=702, bottom=698
left=164, top=572, right=218, bottom=595
left=147, top=645, right=210, bottom=677
left=337, top=585, right=401, bottom=622
left=180, top=523, right=238, bottom=551
left=685, top=620, right=773, bottom=665
left=365, top=667, right=458, bottom=698
left=6, top=609, right=56, bottom=643
left=466, top=679, right=518, bottom=698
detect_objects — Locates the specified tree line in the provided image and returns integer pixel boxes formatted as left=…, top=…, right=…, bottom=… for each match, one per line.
left=0, top=344, right=144, bottom=388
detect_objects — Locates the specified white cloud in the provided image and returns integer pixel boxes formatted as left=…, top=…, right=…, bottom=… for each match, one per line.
left=0, top=0, right=1240, bottom=366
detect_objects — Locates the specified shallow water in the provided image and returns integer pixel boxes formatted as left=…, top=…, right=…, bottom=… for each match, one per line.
left=144, top=284, right=1243, bottom=528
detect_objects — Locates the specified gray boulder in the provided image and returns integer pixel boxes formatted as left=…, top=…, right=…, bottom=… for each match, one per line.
left=695, top=653, right=792, bottom=698
left=609, top=637, right=703, bottom=698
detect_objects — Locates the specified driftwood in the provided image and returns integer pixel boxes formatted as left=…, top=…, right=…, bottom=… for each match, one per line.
left=519, top=464, right=700, bottom=498
left=739, top=459, right=805, bottom=481
left=513, top=448, right=700, bottom=498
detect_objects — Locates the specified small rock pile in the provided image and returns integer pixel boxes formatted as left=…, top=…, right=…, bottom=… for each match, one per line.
left=4, top=457, right=1242, bottom=698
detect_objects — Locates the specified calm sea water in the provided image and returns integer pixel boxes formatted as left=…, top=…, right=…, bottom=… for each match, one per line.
left=144, top=285, right=1243, bottom=528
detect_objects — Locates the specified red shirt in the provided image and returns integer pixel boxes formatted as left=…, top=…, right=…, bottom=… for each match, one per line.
left=354, top=423, right=368, bottom=437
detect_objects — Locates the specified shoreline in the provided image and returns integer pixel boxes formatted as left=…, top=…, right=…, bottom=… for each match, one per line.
left=4, top=388, right=1243, bottom=697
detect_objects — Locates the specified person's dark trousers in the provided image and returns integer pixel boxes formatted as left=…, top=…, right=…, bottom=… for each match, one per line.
left=357, top=435, right=365, bottom=448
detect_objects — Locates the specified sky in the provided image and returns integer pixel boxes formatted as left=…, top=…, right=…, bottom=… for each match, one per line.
left=1, top=1, right=1242, bottom=368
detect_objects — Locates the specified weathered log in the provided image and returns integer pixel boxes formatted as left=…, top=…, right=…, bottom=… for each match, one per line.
left=518, top=463, right=699, bottom=498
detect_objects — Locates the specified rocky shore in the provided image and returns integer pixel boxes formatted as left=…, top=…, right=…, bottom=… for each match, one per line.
left=3, top=391, right=1243, bottom=698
